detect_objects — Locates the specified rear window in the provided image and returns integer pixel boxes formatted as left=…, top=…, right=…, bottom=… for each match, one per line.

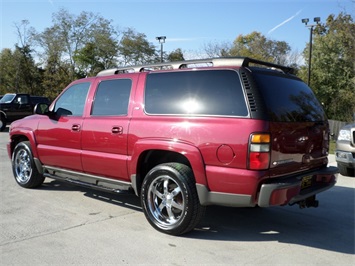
left=253, top=72, right=326, bottom=122
left=144, top=70, right=248, bottom=116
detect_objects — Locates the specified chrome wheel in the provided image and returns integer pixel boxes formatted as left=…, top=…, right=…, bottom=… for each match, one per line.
left=141, top=163, right=205, bottom=235
left=14, top=148, right=32, bottom=184
left=147, top=175, right=185, bottom=227
left=12, top=141, right=45, bottom=188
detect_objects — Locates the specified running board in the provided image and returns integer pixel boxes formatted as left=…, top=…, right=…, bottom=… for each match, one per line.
left=42, top=166, right=134, bottom=195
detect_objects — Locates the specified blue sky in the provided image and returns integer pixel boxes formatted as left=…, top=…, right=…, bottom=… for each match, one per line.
left=1, top=0, right=354, bottom=59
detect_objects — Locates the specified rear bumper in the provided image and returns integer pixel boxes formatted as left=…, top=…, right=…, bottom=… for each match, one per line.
left=196, top=166, right=338, bottom=208
left=258, top=166, right=338, bottom=207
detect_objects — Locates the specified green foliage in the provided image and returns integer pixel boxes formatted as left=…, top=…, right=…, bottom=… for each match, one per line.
left=0, top=46, right=43, bottom=96
left=299, top=13, right=355, bottom=122
left=229, top=31, right=291, bottom=65
left=167, top=49, right=185, bottom=61
left=118, top=28, right=157, bottom=65
left=1, top=8, right=353, bottom=119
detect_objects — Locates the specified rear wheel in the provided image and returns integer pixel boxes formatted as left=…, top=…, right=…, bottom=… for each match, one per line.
left=12, top=141, right=45, bottom=188
left=141, top=163, right=205, bottom=235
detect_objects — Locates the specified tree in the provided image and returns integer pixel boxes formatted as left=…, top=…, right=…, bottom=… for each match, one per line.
left=31, top=9, right=120, bottom=97
left=203, top=41, right=232, bottom=58
left=33, top=24, right=71, bottom=99
left=300, top=13, right=355, bottom=122
left=74, top=16, right=119, bottom=77
left=229, top=31, right=291, bottom=65
left=118, top=28, right=157, bottom=66
left=0, top=48, right=17, bottom=94
left=33, top=8, right=119, bottom=80
left=0, top=20, right=43, bottom=95
left=167, top=48, right=185, bottom=61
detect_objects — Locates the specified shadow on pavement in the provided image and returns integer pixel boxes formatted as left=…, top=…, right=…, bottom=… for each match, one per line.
left=40, top=179, right=354, bottom=255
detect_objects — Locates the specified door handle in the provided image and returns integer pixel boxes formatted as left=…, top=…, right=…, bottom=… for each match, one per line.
left=72, top=124, right=81, bottom=131
left=112, top=126, right=123, bottom=134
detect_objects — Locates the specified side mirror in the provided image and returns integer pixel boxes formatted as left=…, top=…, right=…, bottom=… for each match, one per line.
left=55, top=107, right=72, bottom=117
left=34, top=103, right=49, bottom=115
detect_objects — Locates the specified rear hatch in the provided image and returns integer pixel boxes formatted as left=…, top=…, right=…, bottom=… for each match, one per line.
left=253, top=70, right=329, bottom=177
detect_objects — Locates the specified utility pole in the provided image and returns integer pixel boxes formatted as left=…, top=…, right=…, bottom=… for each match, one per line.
left=301, top=17, right=320, bottom=86
left=156, top=36, right=166, bottom=63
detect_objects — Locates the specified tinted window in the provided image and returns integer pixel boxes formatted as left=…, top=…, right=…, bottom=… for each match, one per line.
left=54, top=82, right=90, bottom=116
left=91, top=79, right=132, bottom=116
left=145, top=70, right=248, bottom=116
left=31, top=97, right=50, bottom=105
left=254, top=73, right=326, bottom=122
left=15, top=95, right=29, bottom=104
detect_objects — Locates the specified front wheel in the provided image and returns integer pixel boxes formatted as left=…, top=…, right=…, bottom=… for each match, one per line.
left=141, top=163, right=205, bottom=235
left=12, top=141, right=45, bottom=188
left=0, top=115, right=6, bottom=131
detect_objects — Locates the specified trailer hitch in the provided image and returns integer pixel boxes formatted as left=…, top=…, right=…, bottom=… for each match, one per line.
left=296, top=195, right=319, bottom=209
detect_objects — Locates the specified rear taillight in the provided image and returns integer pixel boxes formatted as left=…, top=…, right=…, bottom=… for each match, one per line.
left=248, top=133, right=270, bottom=170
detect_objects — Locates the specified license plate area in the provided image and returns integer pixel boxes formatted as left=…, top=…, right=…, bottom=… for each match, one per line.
left=301, top=175, right=313, bottom=189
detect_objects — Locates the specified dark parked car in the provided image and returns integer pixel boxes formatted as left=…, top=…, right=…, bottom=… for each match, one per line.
left=7, top=57, right=338, bottom=235
left=0, top=93, right=50, bottom=131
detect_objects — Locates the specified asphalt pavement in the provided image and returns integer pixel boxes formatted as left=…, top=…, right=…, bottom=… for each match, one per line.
left=0, top=128, right=354, bottom=265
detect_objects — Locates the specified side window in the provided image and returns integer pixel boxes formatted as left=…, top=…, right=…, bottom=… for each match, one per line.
left=145, top=70, right=248, bottom=116
left=54, top=82, right=90, bottom=116
left=16, top=96, right=29, bottom=104
left=91, top=79, right=132, bottom=116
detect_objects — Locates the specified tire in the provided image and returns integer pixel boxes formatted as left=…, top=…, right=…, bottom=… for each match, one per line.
left=0, top=114, right=6, bottom=132
left=141, top=163, right=205, bottom=235
left=338, top=164, right=355, bottom=177
left=12, top=141, right=45, bottom=188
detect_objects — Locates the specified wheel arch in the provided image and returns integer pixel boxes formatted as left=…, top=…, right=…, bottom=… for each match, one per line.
left=129, top=139, right=207, bottom=196
left=0, top=110, right=7, bottom=118
left=9, top=131, right=38, bottom=159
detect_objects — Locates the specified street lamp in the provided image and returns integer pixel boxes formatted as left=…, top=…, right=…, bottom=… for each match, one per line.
left=302, top=17, right=321, bottom=86
left=156, top=36, right=166, bottom=63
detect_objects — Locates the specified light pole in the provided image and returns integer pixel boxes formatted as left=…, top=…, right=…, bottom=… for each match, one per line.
left=156, top=36, right=166, bottom=62
left=301, top=17, right=320, bottom=86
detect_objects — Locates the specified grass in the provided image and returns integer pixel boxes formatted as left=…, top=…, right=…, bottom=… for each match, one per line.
left=329, top=140, right=336, bottom=154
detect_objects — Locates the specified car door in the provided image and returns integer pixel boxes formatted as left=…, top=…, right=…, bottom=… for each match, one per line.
left=9, top=94, right=33, bottom=120
left=81, top=78, right=133, bottom=180
left=35, top=81, right=91, bottom=171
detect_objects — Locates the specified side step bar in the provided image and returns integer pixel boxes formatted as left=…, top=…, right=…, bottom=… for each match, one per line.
left=43, top=173, right=134, bottom=195
left=42, top=165, right=134, bottom=195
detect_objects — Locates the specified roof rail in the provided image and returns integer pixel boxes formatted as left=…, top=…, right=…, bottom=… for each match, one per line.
left=96, top=57, right=294, bottom=76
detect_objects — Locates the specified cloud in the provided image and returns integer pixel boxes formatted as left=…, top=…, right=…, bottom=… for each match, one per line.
left=166, top=37, right=209, bottom=42
left=268, top=9, right=302, bottom=35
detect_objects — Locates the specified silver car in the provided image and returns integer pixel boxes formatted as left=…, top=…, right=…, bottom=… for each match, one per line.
left=335, top=123, right=355, bottom=177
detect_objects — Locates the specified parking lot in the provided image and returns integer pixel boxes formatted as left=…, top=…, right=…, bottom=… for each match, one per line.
left=0, top=128, right=354, bottom=265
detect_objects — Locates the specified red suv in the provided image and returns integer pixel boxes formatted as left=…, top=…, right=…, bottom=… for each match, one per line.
left=7, top=57, right=338, bottom=235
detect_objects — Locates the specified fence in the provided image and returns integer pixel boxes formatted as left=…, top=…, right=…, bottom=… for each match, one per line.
left=328, top=120, right=347, bottom=140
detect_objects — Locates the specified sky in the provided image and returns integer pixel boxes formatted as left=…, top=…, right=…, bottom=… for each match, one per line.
left=0, top=0, right=354, bottom=59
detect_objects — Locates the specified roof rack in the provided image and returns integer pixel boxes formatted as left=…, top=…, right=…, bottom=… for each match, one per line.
left=96, top=57, right=294, bottom=76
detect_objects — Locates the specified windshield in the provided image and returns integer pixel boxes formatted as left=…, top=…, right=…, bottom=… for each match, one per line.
left=0, top=94, right=16, bottom=103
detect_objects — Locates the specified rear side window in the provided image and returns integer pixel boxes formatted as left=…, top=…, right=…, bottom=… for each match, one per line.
left=145, top=70, right=248, bottom=116
left=254, top=73, right=326, bottom=122
left=91, top=79, right=132, bottom=116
